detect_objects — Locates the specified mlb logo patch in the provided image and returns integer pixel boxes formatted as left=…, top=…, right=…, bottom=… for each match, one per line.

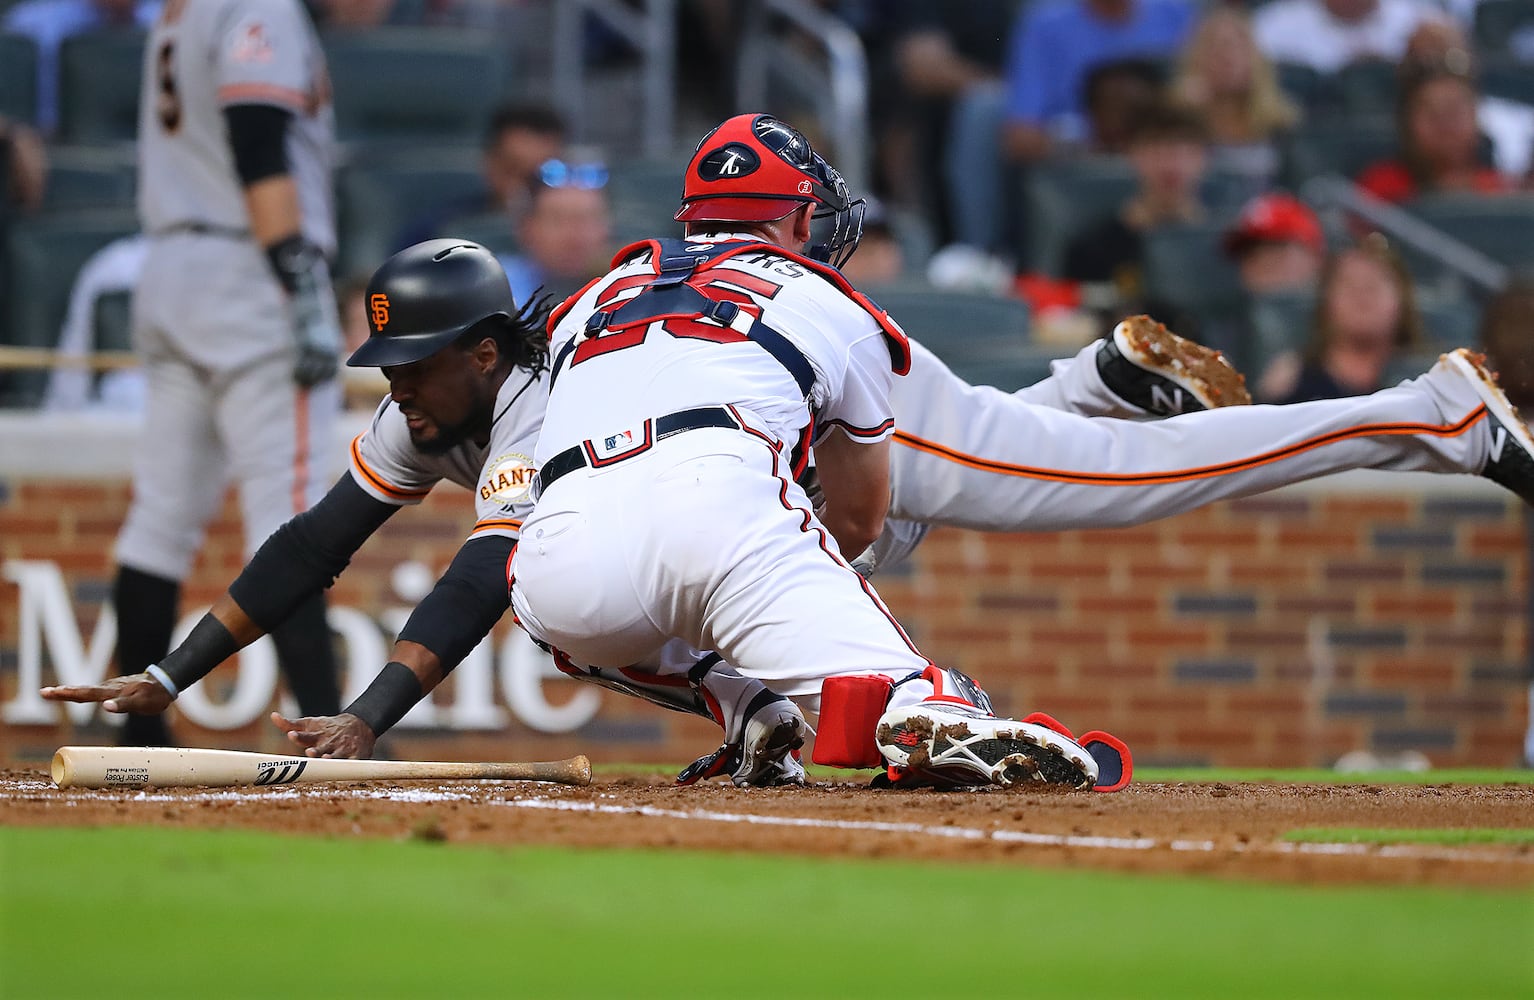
left=589, top=421, right=650, bottom=463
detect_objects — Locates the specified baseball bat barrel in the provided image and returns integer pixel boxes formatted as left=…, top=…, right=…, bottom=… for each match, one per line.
left=51, top=746, right=592, bottom=790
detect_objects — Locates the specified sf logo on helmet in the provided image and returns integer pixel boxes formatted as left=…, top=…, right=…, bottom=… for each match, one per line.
left=369, top=293, right=390, bottom=331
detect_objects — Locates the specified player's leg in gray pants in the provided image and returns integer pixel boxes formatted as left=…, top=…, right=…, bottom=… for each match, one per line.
left=218, top=355, right=343, bottom=715
left=886, top=345, right=1497, bottom=533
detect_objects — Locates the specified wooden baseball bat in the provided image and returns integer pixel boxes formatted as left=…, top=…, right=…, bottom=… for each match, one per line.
left=51, top=746, right=591, bottom=790
left=0, top=346, right=140, bottom=371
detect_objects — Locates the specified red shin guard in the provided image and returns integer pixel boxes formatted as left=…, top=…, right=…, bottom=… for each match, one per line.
left=811, top=674, right=893, bottom=768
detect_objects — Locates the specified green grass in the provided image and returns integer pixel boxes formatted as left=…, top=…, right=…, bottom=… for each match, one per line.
left=1285, top=827, right=1534, bottom=847
left=2, top=827, right=1531, bottom=999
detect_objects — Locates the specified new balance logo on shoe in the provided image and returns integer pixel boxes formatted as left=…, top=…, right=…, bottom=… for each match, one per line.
left=1149, top=385, right=1187, bottom=416
left=1489, top=427, right=1507, bottom=465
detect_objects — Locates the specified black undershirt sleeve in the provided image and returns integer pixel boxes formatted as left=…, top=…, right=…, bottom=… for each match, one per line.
left=396, top=534, right=516, bottom=673
left=223, top=103, right=292, bottom=186
left=227, top=472, right=400, bottom=632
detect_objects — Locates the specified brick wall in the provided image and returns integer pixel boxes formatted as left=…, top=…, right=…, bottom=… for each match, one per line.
left=2, top=476, right=1528, bottom=768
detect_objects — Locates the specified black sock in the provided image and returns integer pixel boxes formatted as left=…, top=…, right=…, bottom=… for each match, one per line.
left=111, top=565, right=180, bottom=747
left=271, top=591, right=341, bottom=716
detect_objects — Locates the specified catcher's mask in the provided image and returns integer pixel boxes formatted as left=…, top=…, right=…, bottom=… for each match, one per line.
left=349, top=239, right=516, bottom=368
left=674, top=113, right=866, bottom=270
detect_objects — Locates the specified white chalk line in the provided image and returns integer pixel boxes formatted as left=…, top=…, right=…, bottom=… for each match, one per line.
left=4, top=781, right=1529, bottom=865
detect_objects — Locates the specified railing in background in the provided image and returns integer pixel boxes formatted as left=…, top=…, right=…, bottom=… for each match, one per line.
left=1302, top=174, right=1510, bottom=296
left=551, top=0, right=678, bottom=160
left=734, top=0, right=870, bottom=195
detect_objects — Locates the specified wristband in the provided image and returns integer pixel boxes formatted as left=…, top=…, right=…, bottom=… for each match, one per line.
left=343, top=661, right=423, bottom=738
left=264, top=234, right=323, bottom=297
left=159, top=613, right=240, bottom=692
left=145, top=664, right=180, bottom=700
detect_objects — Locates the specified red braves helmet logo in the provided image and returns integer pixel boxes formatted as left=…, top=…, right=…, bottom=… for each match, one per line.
left=675, top=114, right=836, bottom=224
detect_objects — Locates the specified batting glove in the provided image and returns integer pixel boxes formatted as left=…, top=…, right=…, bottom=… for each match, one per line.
left=267, top=235, right=342, bottom=387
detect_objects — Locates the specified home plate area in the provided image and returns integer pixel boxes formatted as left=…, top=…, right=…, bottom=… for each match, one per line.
left=2, top=769, right=1529, bottom=888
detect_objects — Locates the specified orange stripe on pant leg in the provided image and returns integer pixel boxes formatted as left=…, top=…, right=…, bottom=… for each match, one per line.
left=891, top=406, right=1489, bottom=486
left=292, top=388, right=310, bottom=514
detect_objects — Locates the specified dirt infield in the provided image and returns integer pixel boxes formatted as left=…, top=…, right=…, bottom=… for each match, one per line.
left=3, top=768, right=1529, bottom=888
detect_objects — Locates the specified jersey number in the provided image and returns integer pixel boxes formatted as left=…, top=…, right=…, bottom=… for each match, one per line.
left=156, top=40, right=182, bottom=133
left=569, top=271, right=784, bottom=367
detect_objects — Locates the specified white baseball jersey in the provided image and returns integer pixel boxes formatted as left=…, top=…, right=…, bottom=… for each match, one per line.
left=533, top=236, right=905, bottom=468
left=512, top=235, right=931, bottom=703
left=348, top=369, right=550, bottom=541
left=138, top=0, right=335, bottom=254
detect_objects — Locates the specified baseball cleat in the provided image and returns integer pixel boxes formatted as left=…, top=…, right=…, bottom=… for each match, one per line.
left=1096, top=315, right=1251, bottom=415
left=676, top=741, right=808, bottom=787
left=875, top=700, right=1098, bottom=790
left=730, top=693, right=809, bottom=787
left=1443, top=349, right=1534, bottom=506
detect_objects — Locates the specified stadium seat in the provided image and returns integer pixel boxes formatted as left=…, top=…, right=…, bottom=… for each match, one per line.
left=431, top=210, right=518, bottom=258
left=1332, top=60, right=1398, bottom=117
left=607, top=158, right=687, bottom=244
left=1480, top=57, right=1534, bottom=107
left=1273, top=62, right=1329, bottom=116
left=57, top=30, right=146, bottom=143
left=1280, top=117, right=1397, bottom=188
left=1141, top=223, right=1244, bottom=317
left=1473, top=0, right=1534, bottom=58
left=1246, top=290, right=1316, bottom=377
left=861, top=285, right=1047, bottom=389
left=92, top=288, right=133, bottom=354
left=1021, top=157, right=1137, bottom=277
left=324, top=29, right=509, bottom=143
left=335, top=147, right=485, bottom=280
left=42, top=145, right=137, bottom=212
left=1403, top=193, right=1534, bottom=271
left=1413, top=289, right=1480, bottom=352
left=2, top=210, right=138, bottom=407
left=0, top=32, right=38, bottom=125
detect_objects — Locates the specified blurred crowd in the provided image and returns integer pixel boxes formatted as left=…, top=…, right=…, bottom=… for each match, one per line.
left=2, top=0, right=1533, bottom=414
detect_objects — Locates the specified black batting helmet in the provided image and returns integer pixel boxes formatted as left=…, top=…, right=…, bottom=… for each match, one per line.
left=348, top=239, right=517, bottom=368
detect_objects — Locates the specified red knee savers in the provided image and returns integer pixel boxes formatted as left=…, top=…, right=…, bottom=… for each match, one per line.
left=811, top=674, right=893, bottom=768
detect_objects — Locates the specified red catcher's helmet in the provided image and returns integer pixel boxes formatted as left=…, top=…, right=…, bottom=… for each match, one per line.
left=675, top=113, right=866, bottom=268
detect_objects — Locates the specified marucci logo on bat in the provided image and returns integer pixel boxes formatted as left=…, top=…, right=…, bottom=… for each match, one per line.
left=254, top=760, right=308, bottom=785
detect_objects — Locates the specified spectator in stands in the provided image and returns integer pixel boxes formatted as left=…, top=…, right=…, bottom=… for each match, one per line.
left=42, top=233, right=148, bottom=413
left=1062, top=101, right=1208, bottom=323
left=1355, top=60, right=1512, bottom=203
left=1257, top=234, right=1426, bottom=402
left=497, top=159, right=612, bottom=303
left=888, top=1, right=1019, bottom=252
left=2, top=0, right=159, bottom=134
left=1252, top=0, right=1446, bottom=74
left=1479, top=276, right=1534, bottom=413
left=1404, top=19, right=1534, bottom=182
left=1223, top=192, right=1327, bottom=296
left=1002, top=0, right=1196, bottom=165
left=1082, top=58, right=1165, bottom=155
left=1171, top=6, right=1300, bottom=195
left=395, top=103, right=567, bottom=249
left=0, top=115, right=48, bottom=214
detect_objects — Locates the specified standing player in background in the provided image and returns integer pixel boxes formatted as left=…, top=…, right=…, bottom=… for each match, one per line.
left=111, top=0, right=343, bottom=745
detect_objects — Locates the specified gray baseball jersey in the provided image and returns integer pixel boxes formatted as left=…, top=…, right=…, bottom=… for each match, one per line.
left=348, top=369, right=551, bottom=541
left=138, top=0, right=335, bottom=254
left=115, top=0, right=342, bottom=581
